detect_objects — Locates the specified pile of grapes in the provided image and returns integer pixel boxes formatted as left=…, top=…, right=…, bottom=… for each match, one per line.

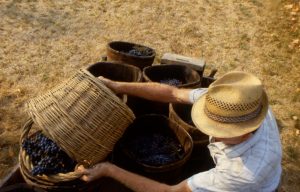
left=160, top=78, right=183, bottom=86
left=123, top=132, right=184, bottom=166
left=22, top=132, right=77, bottom=176
left=124, top=46, right=153, bottom=57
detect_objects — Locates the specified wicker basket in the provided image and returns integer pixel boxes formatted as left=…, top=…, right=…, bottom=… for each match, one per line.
left=19, top=118, right=82, bottom=184
left=26, top=69, right=135, bottom=166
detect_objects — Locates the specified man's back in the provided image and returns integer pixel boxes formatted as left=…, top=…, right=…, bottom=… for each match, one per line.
left=187, top=108, right=282, bottom=191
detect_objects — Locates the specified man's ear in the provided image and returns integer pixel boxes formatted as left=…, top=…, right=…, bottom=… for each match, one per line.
left=241, top=133, right=252, bottom=140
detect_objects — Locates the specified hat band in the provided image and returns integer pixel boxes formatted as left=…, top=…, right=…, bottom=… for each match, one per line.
left=204, top=105, right=262, bottom=123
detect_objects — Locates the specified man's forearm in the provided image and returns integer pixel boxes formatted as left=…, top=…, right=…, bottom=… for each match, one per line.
left=105, top=163, right=190, bottom=192
left=114, top=81, right=192, bottom=104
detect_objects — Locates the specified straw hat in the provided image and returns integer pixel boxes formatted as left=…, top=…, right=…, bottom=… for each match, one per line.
left=191, top=71, right=268, bottom=138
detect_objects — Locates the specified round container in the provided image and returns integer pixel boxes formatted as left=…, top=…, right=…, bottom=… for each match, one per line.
left=86, top=62, right=143, bottom=101
left=143, top=64, right=201, bottom=88
left=114, top=114, right=193, bottom=184
left=137, top=64, right=200, bottom=115
left=86, top=62, right=142, bottom=83
left=107, top=41, right=156, bottom=70
left=201, top=76, right=216, bottom=88
left=169, top=103, right=209, bottom=147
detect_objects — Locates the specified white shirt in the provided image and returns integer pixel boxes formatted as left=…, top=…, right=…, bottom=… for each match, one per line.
left=187, top=88, right=282, bottom=192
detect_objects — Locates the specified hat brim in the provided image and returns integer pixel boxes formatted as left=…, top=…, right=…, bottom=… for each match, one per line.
left=191, top=90, right=268, bottom=138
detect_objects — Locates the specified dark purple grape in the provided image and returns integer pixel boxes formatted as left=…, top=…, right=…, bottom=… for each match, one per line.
left=22, top=132, right=77, bottom=176
left=123, top=47, right=153, bottom=57
left=123, top=132, right=184, bottom=166
left=160, top=79, right=182, bottom=86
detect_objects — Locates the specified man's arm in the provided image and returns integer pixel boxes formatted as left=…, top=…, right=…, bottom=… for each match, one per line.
left=99, top=76, right=193, bottom=104
left=77, top=162, right=191, bottom=192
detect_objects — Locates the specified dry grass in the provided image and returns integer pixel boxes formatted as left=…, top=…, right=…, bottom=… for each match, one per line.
left=0, top=0, right=299, bottom=191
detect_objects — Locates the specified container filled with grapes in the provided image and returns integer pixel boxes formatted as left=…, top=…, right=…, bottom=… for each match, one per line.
left=19, top=119, right=82, bottom=185
left=114, top=114, right=193, bottom=184
left=142, top=64, right=201, bottom=88
left=107, top=41, right=156, bottom=70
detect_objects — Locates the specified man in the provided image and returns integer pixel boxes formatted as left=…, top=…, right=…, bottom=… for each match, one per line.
left=77, top=71, right=282, bottom=192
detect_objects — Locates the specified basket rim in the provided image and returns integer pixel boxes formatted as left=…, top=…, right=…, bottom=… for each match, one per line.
left=86, top=61, right=143, bottom=82
left=107, top=41, right=156, bottom=58
left=19, top=158, right=86, bottom=190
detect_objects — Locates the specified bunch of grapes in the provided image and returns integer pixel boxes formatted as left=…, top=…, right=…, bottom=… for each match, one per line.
left=126, top=47, right=153, bottom=57
left=125, top=132, right=184, bottom=166
left=160, top=79, right=183, bottom=87
left=22, top=132, right=77, bottom=176
left=128, top=49, right=143, bottom=56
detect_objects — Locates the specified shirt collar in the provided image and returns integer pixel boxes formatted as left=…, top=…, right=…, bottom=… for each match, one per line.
left=209, top=136, right=228, bottom=150
left=209, top=124, right=264, bottom=158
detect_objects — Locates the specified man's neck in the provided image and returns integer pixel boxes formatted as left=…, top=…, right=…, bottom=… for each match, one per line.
left=214, top=133, right=253, bottom=145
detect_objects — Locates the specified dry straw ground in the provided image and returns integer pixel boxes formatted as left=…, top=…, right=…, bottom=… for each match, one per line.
left=0, top=0, right=299, bottom=191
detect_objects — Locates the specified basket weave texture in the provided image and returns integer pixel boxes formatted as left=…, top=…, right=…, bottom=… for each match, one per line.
left=26, top=69, right=135, bottom=165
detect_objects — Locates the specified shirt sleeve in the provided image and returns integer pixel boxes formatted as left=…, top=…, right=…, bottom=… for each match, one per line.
left=187, top=168, right=255, bottom=192
left=187, top=169, right=219, bottom=192
left=189, top=88, right=208, bottom=104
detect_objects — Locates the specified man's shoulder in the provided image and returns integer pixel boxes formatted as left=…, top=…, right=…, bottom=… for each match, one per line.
left=189, top=88, right=208, bottom=103
left=215, top=123, right=281, bottom=181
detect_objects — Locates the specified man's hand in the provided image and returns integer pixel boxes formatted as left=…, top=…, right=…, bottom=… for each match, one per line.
left=98, top=76, right=120, bottom=94
left=77, top=161, right=191, bottom=192
left=76, top=162, right=110, bottom=182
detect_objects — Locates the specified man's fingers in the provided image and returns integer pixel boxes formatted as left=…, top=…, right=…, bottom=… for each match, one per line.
left=97, top=76, right=119, bottom=93
left=75, top=165, right=94, bottom=182
left=81, top=175, right=92, bottom=182
left=98, top=76, right=111, bottom=86
left=98, top=76, right=109, bottom=82
left=76, top=165, right=89, bottom=175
